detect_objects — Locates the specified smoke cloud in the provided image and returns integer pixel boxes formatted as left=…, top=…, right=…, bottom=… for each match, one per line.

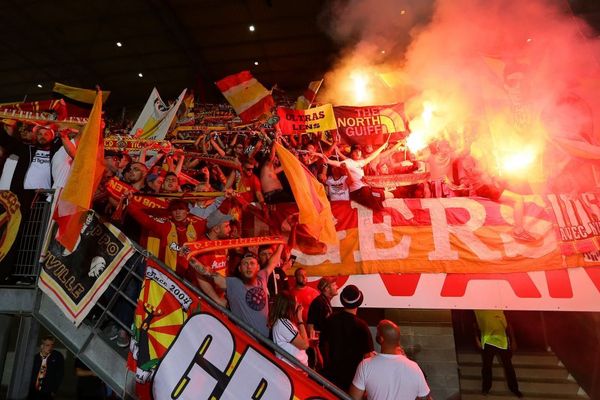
left=320, top=0, right=600, bottom=192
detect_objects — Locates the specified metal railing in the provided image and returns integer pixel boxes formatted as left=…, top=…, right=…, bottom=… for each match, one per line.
left=11, top=190, right=54, bottom=280
left=4, top=189, right=350, bottom=399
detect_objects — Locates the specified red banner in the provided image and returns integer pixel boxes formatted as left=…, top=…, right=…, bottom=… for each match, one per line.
left=128, top=261, right=337, bottom=400
left=334, top=103, right=409, bottom=145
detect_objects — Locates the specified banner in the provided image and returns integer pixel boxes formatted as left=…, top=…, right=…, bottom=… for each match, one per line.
left=334, top=103, right=409, bottom=145
left=38, top=212, right=134, bottom=326
left=127, top=261, right=200, bottom=400
left=300, top=267, right=600, bottom=312
left=130, top=88, right=187, bottom=140
left=0, top=99, right=68, bottom=121
left=276, top=104, right=337, bottom=135
left=546, top=193, right=600, bottom=256
left=264, top=196, right=600, bottom=276
left=128, top=261, right=337, bottom=400
left=0, top=191, right=24, bottom=281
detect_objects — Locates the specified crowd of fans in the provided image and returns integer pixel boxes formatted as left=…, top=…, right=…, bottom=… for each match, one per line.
left=1, top=99, right=536, bottom=399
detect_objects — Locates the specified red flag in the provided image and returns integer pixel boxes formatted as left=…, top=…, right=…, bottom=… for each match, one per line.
left=54, top=91, right=104, bottom=251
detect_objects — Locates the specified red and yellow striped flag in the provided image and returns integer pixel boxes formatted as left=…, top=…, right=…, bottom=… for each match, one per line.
left=295, top=79, right=323, bottom=110
left=216, top=71, right=274, bottom=123
left=274, top=142, right=337, bottom=244
left=54, top=91, right=104, bottom=251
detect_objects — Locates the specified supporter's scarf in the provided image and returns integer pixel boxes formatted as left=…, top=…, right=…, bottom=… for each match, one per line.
left=363, top=172, right=429, bottom=188
left=105, top=178, right=169, bottom=209
left=104, top=136, right=168, bottom=152
left=182, top=236, right=285, bottom=259
left=143, top=191, right=226, bottom=199
left=181, top=151, right=241, bottom=170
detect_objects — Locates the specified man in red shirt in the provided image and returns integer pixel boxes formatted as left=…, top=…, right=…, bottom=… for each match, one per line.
left=127, top=198, right=205, bottom=276
left=290, top=268, right=319, bottom=323
left=229, top=158, right=267, bottom=237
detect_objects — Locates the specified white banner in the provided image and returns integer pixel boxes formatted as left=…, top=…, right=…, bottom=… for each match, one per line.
left=314, top=267, right=600, bottom=311
left=130, top=88, right=187, bottom=140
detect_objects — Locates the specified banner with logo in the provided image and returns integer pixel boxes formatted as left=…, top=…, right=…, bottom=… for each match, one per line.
left=38, top=211, right=134, bottom=326
left=265, top=196, right=600, bottom=276
left=545, top=193, right=600, bottom=256
left=127, top=260, right=200, bottom=400
left=333, top=103, right=409, bottom=145
left=129, top=260, right=338, bottom=400
left=0, top=191, right=23, bottom=280
left=130, top=88, right=187, bottom=140
left=276, top=104, right=337, bottom=135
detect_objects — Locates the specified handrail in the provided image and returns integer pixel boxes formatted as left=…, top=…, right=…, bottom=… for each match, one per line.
left=128, top=240, right=352, bottom=400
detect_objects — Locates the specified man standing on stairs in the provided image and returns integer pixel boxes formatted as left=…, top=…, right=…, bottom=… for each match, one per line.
left=474, top=310, right=523, bottom=398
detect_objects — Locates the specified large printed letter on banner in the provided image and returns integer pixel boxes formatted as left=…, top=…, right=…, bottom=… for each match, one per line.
left=334, top=103, right=408, bottom=145
left=265, top=196, right=598, bottom=276
left=127, top=260, right=200, bottom=400
left=129, top=261, right=336, bottom=400
left=276, top=104, right=337, bottom=135
left=38, top=212, right=134, bottom=326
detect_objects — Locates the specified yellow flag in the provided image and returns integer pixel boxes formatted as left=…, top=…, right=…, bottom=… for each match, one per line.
left=274, top=142, right=337, bottom=244
left=53, top=82, right=111, bottom=104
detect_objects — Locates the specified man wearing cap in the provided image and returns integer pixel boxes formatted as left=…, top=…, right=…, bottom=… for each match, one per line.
left=190, top=244, right=284, bottom=337
left=307, top=277, right=338, bottom=338
left=186, top=209, right=233, bottom=307
left=350, top=320, right=431, bottom=400
left=320, top=284, right=374, bottom=392
left=126, top=197, right=205, bottom=276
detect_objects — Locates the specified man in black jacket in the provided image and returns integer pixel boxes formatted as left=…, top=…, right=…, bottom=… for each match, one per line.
left=29, top=336, right=64, bottom=400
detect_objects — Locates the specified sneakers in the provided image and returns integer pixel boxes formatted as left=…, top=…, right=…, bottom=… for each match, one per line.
left=116, top=329, right=130, bottom=348
left=512, top=228, right=537, bottom=242
left=104, top=324, right=119, bottom=341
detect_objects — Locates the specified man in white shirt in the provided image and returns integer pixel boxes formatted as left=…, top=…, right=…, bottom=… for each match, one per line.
left=350, top=320, right=431, bottom=400
left=318, top=142, right=400, bottom=210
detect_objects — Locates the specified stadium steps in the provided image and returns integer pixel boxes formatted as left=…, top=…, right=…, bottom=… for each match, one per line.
left=33, top=288, right=136, bottom=400
left=457, top=350, right=589, bottom=400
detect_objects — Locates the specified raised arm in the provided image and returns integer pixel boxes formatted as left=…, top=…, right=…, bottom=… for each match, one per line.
left=189, top=257, right=227, bottom=290
left=210, top=136, right=226, bottom=157
left=314, top=152, right=343, bottom=168
left=263, top=244, right=284, bottom=276
left=363, top=141, right=389, bottom=165
left=59, top=129, right=77, bottom=159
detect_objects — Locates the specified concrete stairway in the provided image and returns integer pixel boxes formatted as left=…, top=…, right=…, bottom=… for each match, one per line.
left=458, top=351, right=590, bottom=400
